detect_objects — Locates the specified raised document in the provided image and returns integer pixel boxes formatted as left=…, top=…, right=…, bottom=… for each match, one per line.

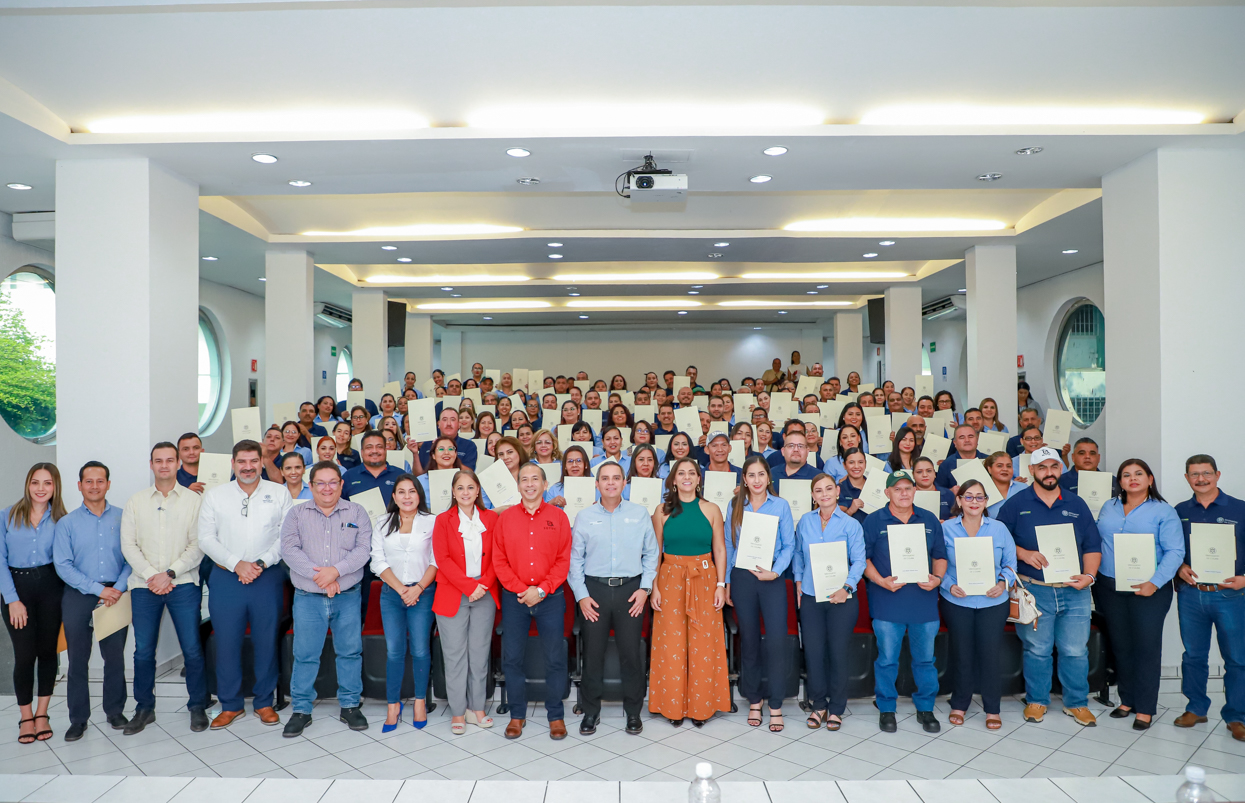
left=780, top=479, right=812, bottom=521
left=888, top=523, right=930, bottom=583
left=428, top=469, right=456, bottom=514
left=477, top=459, right=520, bottom=509
left=1075, top=471, right=1113, bottom=518
left=1191, top=523, right=1237, bottom=585
left=1113, top=532, right=1157, bottom=592
left=736, top=511, right=779, bottom=572
left=628, top=477, right=663, bottom=514
left=808, top=541, right=849, bottom=601
left=562, top=476, right=596, bottom=525
left=703, top=471, right=737, bottom=519
left=954, top=536, right=995, bottom=596
left=1036, top=523, right=1080, bottom=583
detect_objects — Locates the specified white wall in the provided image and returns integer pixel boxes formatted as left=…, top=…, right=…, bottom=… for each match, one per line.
left=198, top=280, right=264, bottom=455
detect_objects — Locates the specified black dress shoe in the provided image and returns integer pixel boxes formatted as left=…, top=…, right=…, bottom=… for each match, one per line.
left=879, top=712, right=897, bottom=732
left=1110, top=706, right=1133, bottom=719
left=283, top=712, right=312, bottom=737
left=123, top=709, right=155, bottom=735
left=1133, top=717, right=1151, bottom=731
left=107, top=713, right=129, bottom=730
left=339, top=707, right=368, bottom=731
left=189, top=708, right=209, bottom=733
left=64, top=722, right=87, bottom=742
left=625, top=716, right=643, bottom=735
left=579, top=714, right=599, bottom=735
left=669, top=717, right=684, bottom=727
left=916, top=711, right=941, bottom=733
left=692, top=718, right=706, bottom=728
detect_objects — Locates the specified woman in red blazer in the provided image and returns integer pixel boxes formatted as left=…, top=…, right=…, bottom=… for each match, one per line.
left=432, top=469, right=501, bottom=735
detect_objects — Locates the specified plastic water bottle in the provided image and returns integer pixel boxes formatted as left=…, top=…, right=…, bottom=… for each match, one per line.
left=689, top=762, right=721, bottom=803
left=1176, top=766, right=1215, bottom=803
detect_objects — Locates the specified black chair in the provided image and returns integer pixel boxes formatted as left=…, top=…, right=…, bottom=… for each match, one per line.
left=569, top=605, right=650, bottom=714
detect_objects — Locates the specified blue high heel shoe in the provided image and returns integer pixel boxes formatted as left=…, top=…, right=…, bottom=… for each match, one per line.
left=413, top=701, right=428, bottom=729
left=382, top=702, right=404, bottom=734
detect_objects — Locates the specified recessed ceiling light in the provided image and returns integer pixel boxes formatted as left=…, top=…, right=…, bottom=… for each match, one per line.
left=807, top=291, right=818, bottom=294
left=762, top=146, right=788, bottom=156
left=688, top=291, right=699, bottom=295
left=483, top=316, right=493, bottom=320
left=467, top=104, right=824, bottom=129
left=568, top=293, right=580, bottom=296
left=692, top=285, right=704, bottom=289
left=749, top=175, right=772, bottom=183
left=1062, top=249, right=1079, bottom=254
left=742, top=271, right=909, bottom=279
left=678, top=311, right=688, bottom=315
left=452, top=294, right=461, bottom=297
left=288, top=180, right=312, bottom=187
left=567, top=300, right=697, bottom=309
left=785, top=217, right=1006, bottom=232
left=251, top=153, right=278, bottom=164
left=547, top=242, right=563, bottom=247
left=879, top=240, right=896, bottom=246
left=397, top=257, right=412, bottom=263
left=753, top=327, right=762, bottom=330
left=1015, top=146, right=1044, bottom=156
left=368, top=274, right=528, bottom=284
left=87, top=109, right=430, bottom=134
left=516, top=177, right=541, bottom=185
left=6, top=183, right=32, bottom=190
left=506, top=148, right=531, bottom=158
left=303, top=224, right=523, bottom=237
left=258, top=277, right=267, bottom=282
left=201, top=256, right=218, bottom=261
left=713, top=242, right=730, bottom=247
left=441, top=287, right=453, bottom=291
left=816, top=284, right=828, bottom=289
left=381, top=245, right=397, bottom=250
left=554, top=272, right=718, bottom=282
left=959, top=288, right=967, bottom=292
left=416, top=300, right=551, bottom=311
left=548, top=254, right=563, bottom=259
left=579, top=315, right=589, bottom=319
left=777, top=310, right=788, bottom=314
left=719, top=300, right=852, bottom=308
left=863, top=253, right=879, bottom=258
left=977, top=173, right=1003, bottom=182
left=860, top=105, right=1204, bottom=126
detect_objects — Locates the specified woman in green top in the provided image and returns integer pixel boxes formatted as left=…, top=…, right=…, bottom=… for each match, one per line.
left=648, top=458, right=731, bottom=727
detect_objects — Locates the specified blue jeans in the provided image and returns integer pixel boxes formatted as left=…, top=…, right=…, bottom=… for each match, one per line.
left=1178, top=584, right=1245, bottom=723
left=379, top=583, right=436, bottom=704
left=1015, top=582, right=1091, bottom=708
left=501, top=586, right=567, bottom=721
left=291, top=585, right=363, bottom=714
left=132, top=583, right=208, bottom=711
left=873, top=619, right=939, bottom=712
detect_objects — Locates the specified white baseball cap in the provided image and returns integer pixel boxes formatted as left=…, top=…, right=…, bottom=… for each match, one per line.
left=1030, top=446, right=1063, bottom=466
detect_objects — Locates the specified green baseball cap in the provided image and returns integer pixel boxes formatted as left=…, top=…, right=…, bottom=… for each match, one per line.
left=886, top=470, right=915, bottom=489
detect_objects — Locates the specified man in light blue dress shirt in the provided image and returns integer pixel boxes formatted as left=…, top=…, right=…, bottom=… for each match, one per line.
left=568, top=462, right=659, bottom=736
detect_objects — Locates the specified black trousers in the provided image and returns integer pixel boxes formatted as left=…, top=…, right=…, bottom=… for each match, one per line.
left=579, top=577, right=647, bottom=718
left=1093, top=575, right=1174, bottom=716
left=62, top=586, right=128, bottom=725
left=940, top=597, right=1009, bottom=714
left=730, top=567, right=790, bottom=709
left=3, top=565, right=63, bottom=705
left=798, top=593, right=858, bottom=716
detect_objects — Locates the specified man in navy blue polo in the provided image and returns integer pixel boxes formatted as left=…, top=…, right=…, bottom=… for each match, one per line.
left=772, top=430, right=820, bottom=482
left=862, top=470, right=947, bottom=734
left=416, top=407, right=478, bottom=470
left=934, top=425, right=988, bottom=490
left=341, top=431, right=405, bottom=621
left=995, top=446, right=1101, bottom=727
left=1059, top=438, right=1119, bottom=496
left=335, top=378, right=379, bottom=418
left=1006, top=410, right=1043, bottom=457
left=1174, top=454, right=1245, bottom=739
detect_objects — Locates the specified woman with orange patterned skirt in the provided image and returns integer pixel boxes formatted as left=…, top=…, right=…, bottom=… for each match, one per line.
left=648, top=457, right=731, bottom=727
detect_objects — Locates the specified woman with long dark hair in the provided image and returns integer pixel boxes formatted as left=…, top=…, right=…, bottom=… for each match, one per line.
left=886, top=425, right=921, bottom=473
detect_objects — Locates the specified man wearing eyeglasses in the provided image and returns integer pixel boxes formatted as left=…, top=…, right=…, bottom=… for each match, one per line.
left=197, top=439, right=294, bottom=730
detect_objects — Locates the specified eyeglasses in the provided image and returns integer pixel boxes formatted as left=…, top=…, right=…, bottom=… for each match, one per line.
left=961, top=495, right=988, bottom=503
left=240, top=496, right=249, bottom=518
left=1187, top=471, right=1217, bottom=480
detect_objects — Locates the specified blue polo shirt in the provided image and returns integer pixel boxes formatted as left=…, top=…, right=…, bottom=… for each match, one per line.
left=773, top=462, right=821, bottom=482
left=340, top=464, right=406, bottom=507
left=1176, top=491, right=1245, bottom=579
left=417, top=436, right=478, bottom=471
left=934, top=450, right=989, bottom=490
left=766, top=451, right=824, bottom=472
left=336, top=398, right=379, bottom=418
left=862, top=505, right=946, bottom=624
left=837, top=478, right=868, bottom=525
left=995, top=485, right=1101, bottom=581
left=176, top=466, right=200, bottom=489
left=1006, top=434, right=1024, bottom=458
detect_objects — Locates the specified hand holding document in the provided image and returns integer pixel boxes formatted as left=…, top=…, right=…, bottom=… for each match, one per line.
left=1043, top=410, right=1074, bottom=450
left=628, top=477, right=662, bottom=514
left=920, top=434, right=952, bottom=464
left=808, top=541, right=849, bottom=601
left=352, top=488, right=388, bottom=520
left=780, top=479, right=812, bottom=521
left=888, top=523, right=930, bottom=583
left=198, top=453, right=232, bottom=491
left=562, top=477, right=596, bottom=525
left=478, top=459, right=520, bottom=509
left=953, top=536, right=995, bottom=595
left=231, top=407, right=262, bottom=444
left=1113, top=532, right=1157, bottom=592
left=1075, top=471, right=1113, bottom=518
left=703, top=471, right=737, bottom=518
left=859, top=469, right=889, bottom=513
left=1036, top=523, right=1080, bottom=582
left=736, top=512, right=779, bottom=572
left=92, top=591, right=132, bottom=640
left=1191, top=523, right=1237, bottom=584
left=673, top=407, right=701, bottom=436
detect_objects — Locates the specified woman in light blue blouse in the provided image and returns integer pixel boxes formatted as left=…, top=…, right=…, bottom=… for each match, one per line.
left=938, top=480, right=1018, bottom=730
left=622, top=445, right=660, bottom=501
left=983, top=452, right=1027, bottom=517
left=793, top=473, right=864, bottom=731
left=545, top=445, right=597, bottom=507
left=1094, top=458, right=1184, bottom=730
left=823, top=425, right=863, bottom=484
left=724, top=455, right=795, bottom=733
left=978, top=398, right=1009, bottom=433
left=279, top=452, right=314, bottom=502
left=657, top=433, right=696, bottom=480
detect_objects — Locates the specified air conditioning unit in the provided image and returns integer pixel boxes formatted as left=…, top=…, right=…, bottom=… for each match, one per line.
left=922, top=295, right=967, bottom=320
left=314, top=302, right=351, bottom=328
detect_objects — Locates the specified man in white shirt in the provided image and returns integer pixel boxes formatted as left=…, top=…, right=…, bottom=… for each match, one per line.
left=197, top=439, right=294, bottom=730
left=120, top=442, right=208, bottom=735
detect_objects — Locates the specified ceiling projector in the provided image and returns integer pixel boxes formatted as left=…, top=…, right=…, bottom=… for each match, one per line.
left=617, top=154, right=688, bottom=202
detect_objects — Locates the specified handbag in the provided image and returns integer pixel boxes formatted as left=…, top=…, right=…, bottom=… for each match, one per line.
left=1007, top=577, right=1041, bottom=629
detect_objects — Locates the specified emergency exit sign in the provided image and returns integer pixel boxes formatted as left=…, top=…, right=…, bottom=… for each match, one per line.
left=331, top=346, right=337, bottom=357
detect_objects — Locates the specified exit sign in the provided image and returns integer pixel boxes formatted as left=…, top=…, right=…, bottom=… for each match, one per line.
left=929, top=341, right=936, bottom=353
left=331, top=346, right=337, bottom=357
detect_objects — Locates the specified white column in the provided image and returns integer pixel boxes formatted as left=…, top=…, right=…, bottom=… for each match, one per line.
left=965, top=244, right=1019, bottom=433
left=441, top=329, right=463, bottom=378
left=264, top=250, right=315, bottom=424
left=800, top=327, right=824, bottom=372
left=56, top=158, right=198, bottom=505
left=883, top=286, right=923, bottom=388
left=405, top=311, right=433, bottom=384
left=833, top=312, right=863, bottom=383
left=351, top=288, right=388, bottom=392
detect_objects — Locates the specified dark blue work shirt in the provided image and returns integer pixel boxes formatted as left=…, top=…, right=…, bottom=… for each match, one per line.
left=1006, top=434, right=1024, bottom=458
left=934, top=450, right=989, bottom=490
left=340, top=464, right=406, bottom=508
left=766, top=451, right=824, bottom=472
left=773, top=462, right=822, bottom=482
left=176, top=466, right=200, bottom=489
left=337, top=450, right=362, bottom=470
left=337, top=398, right=379, bottom=418
left=417, top=436, right=478, bottom=471
left=995, top=485, right=1101, bottom=581
left=1176, top=490, right=1245, bottom=579
left=862, top=506, right=946, bottom=624
left=837, top=478, right=869, bottom=525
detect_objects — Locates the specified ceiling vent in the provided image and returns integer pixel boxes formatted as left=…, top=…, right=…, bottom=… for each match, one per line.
left=922, top=295, right=967, bottom=320
left=314, top=302, right=352, bottom=328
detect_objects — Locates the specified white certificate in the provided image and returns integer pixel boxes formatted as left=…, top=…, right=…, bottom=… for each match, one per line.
left=858, top=383, right=876, bottom=394
left=442, top=395, right=462, bottom=413
left=407, top=399, right=438, bottom=441
left=673, top=376, right=691, bottom=391
left=808, top=541, right=849, bottom=601
left=920, top=434, right=952, bottom=464
left=513, top=368, right=529, bottom=391
left=557, top=424, right=574, bottom=452
left=386, top=450, right=407, bottom=470
left=198, top=453, right=232, bottom=491
left=485, top=369, right=501, bottom=385
left=617, top=427, right=633, bottom=446
left=819, top=400, right=847, bottom=430
left=351, top=433, right=363, bottom=453
left=861, top=404, right=887, bottom=419
left=428, top=469, right=456, bottom=513
left=951, top=459, right=997, bottom=503
left=477, top=458, right=520, bottom=509
left=554, top=393, right=572, bottom=411
left=1017, top=453, right=1031, bottom=481
left=1075, top=471, right=1113, bottom=519
left=858, top=469, right=889, bottom=513
left=954, top=536, right=996, bottom=596
left=562, top=476, right=596, bottom=525
left=581, top=409, right=604, bottom=432
left=914, top=490, right=942, bottom=519
left=1043, top=410, right=1074, bottom=450
left=1113, top=532, right=1157, bottom=592
left=692, top=396, right=710, bottom=411
left=769, top=394, right=792, bottom=424
left=574, top=379, right=591, bottom=393
left=734, top=393, right=756, bottom=414
left=978, top=431, right=1008, bottom=455
left=421, top=377, right=436, bottom=396
left=888, top=523, right=930, bottom=583
left=709, top=421, right=729, bottom=436
left=703, top=471, right=737, bottom=518
left=1036, top=523, right=1080, bottom=583
left=914, top=375, right=934, bottom=400
left=795, top=375, right=820, bottom=400
left=629, top=477, right=663, bottom=514
left=633, top=404, right=656, bottom=423
left=820, top=431, right=838, bottom=461
left=654, top=434, right=673, bottom=454
left=892, top=414, right=912, bottom=434
left=728, top=440, right=746, bottom=468
left=479, top=405, right=496, bottom=418
left=382, top=381, right=402, bottom=399
left=619, top=391, right=635, bottom=410
left=353, top=487, right=388, bottom=520
left=590, top=457, right=620, bottom=477
left=736, top=511, right=779, bottom=572
left=93, top=591, right=132, bottom=641
left=539, top=462, right=562, bottom=486
left=864, top=453, right=888, bottom=477
left=780, top=479, right=812, bottom=522
left=527, top=370, right=543, bottom=391
left=470, top=438, right=487, bottom=459
left=866, top=414, right=893, bottom=454
left=673, top=407, right=701, bottom=436
left=347, top=390, right=366, bottom=411
left=271, top=402, right=300, bottom=430
left=1191, top=523, right=1237, bottom=585
left=464, top=388, right=482, bottom=407
left=230, top=407, right=262, bottom=445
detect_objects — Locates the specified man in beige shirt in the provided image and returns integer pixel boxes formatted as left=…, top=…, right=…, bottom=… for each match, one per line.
left=120, top=441, right=208, bottom=735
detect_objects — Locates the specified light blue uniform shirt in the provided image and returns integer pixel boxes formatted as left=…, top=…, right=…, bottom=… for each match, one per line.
left=1095, top=497, right=1185, bottom=587
left=986, top=480, right=1028, bottom=518
left=290, top=483, right=313, bottom=501
left=724, top=493, right=796, bottom=576
left=939, top=516, right=1018, bottom=609
left=822, top=455, right=848, bottom=483
left=567, top=500, right=660, bottom=600
left=370, top=412, right=405, bottom=429
left=792, top=507, right=865, bottom=598
left=0, top=506, right=58, bottom=603
left=619, top=447, right=666, bottom=476
left=53, top=503, right=131, bottom=597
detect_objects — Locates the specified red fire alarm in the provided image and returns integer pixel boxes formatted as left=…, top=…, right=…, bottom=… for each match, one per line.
left=1017, top=355, right=1025, bottom=369
left=251, top=359, right=258, bottom=372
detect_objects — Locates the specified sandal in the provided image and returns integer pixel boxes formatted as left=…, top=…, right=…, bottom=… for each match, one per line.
left=768, top=712, right=784, bottom=733
left=948, top=711, right=965, bottom=726
left=747, top=704, right=762, bottom=727
left=451, top=720, right=466, bottom=735
left=33, top=714, right=52, bottom=742
left=986, top=715, right=1002, bottom=730
left=17, top=718, right=35, bottom=745
left=826, top=714, right=842, bottom=731
left=807, top=710, right=826, bottom=730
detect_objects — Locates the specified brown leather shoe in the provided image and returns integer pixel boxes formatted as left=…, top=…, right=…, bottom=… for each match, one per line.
left=254, top=707, right=280, bottom=726
left=549, top=719, right=567, bottom=740
left=1173, top=711, right=1209, bottom=728
left=210, top=710, right=245, bottom=730
left=504, top=719, right=526, bottom=739
left=1023, top=703, right=1047, bottom=723
left=1227, top=721, right=1245, bottom=741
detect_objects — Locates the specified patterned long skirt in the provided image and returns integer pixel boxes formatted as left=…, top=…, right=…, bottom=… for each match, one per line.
left=648, top=553, right=731, bottom=720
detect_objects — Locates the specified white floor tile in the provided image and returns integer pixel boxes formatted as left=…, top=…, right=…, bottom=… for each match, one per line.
left=908, top=779, right=997, bottom=803
left=470, top=779, right=546, bottom=803
left=391, top=779, right=475, bottom=803
left=0, top=774, right=55, bottom=801
left=94, top=777, right=191, bottom=803
left=1050, top=776, right=1151, bottom=803
left=765, top=781, right=847, bottom=803
left=620, top=780, right=685, bottom=803
left=320, top=778, right=403, bottom=803
left=545, top=780, right=619, bottom=803
left=1118, top=775, right=1188, bottom=803
left=979, top=777, right=1075, bottom=803
left=22, top=774, right=124, bottom=803
left=839, top=779, right=922, bottom=803
left=245, top=778, right=333, bottom=803
left=168, top=777, right=262, bottom=803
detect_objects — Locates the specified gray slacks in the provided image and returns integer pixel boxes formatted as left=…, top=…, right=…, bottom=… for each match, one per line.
left=437, top=594, right=495, bottom=716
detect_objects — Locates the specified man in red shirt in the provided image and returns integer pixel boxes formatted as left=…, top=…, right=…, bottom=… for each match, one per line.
left=493, top=462, right=573, bottom=740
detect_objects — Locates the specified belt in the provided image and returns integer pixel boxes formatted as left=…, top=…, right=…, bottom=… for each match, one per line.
left=586, top=575, right=640, bottom=587
left=9, top=563, right=54, bottom=575
left=1191, top=582, right=1226, bottom=592
left=1026, top=578, right=1070, bottom=588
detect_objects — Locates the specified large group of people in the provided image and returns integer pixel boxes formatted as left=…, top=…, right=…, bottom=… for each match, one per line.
left=1, top=357, right=1241, bottom=753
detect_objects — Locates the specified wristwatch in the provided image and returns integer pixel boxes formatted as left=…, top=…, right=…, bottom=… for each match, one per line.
left=166, top=569, right=176, bottom=580
left=716, top=582, right=727, bottom=588
left=537, top=587, right=547, bottom=600
left=255, top=559, right=267, bottom=570
left=842, top=584, right=854, bottom=596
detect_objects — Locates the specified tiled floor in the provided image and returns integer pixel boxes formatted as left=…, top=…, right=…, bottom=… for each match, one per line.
left=2, top=671, right=1245, bottom=787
